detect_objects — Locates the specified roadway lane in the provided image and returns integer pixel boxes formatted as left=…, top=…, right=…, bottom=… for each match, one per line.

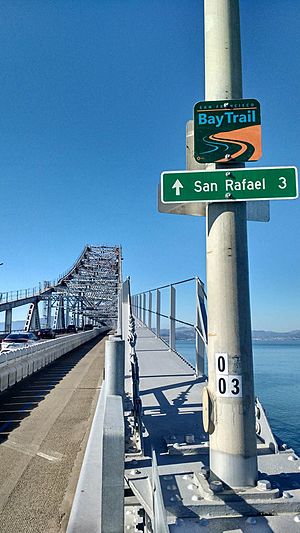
left=0, top=333, right=107, bottom=533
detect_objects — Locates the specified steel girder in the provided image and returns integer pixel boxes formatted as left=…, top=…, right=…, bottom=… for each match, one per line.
left=51, top=245, right=122, bottom=328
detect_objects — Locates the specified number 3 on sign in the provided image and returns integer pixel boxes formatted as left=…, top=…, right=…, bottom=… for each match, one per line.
left=278, top=176, right=287, bottom=189
left=215, top=352, right=243, bottom=398
left=217, top=375, right=243, bottom=397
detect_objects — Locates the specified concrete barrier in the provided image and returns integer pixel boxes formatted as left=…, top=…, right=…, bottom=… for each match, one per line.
left=100, top=394, right=124, bottom=533
left=67, top=337, right=125, bottom=533
left=67, top=389, right=124, bottom=533
left=0, top=328, right=108, bottom=393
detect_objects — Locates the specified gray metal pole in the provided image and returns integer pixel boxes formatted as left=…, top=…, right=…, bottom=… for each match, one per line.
left=105, top=338, right=125, bottom=397
left=156, top=289, right=161, bottom=338
left=195, top=278, right=205, bottom=377
left=142, top=293, right=146, bottom=325
left=139, top=293, right=142, bottom=321
left=148, top=291, right=152, bottom=330
left=204, top=0, right=257, bottom=487
left=169, top=285, right=176, bottom=351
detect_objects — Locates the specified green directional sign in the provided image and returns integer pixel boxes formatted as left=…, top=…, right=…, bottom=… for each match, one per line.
left=161, top=167, right=298, bottom=204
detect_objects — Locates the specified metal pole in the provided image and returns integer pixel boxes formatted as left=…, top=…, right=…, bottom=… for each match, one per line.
left=148, top=291, right=152, bottom=330
left=195, top=278, right=205, bottom=377
left=156, top=289, right=161, bottom=338
left=138, top=293, right=142, bottom=321
left=105, top=338, right=125, bottom=397
left=169, top=285, right=176, bottom=351
left=204, top=0, right=257, bottom=487
left=142, top=293, right=146, bottom=325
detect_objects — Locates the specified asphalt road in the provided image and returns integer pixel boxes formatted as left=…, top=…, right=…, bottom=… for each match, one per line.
left=0, top=334, right=107, bottom=533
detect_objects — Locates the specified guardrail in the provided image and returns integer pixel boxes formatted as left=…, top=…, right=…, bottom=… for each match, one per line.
left=132, top=276, right=207, bottom=376
left=67, top=334, right=125, bottom=533
left=0, top=328, right=107, bottom=392
left=0, top=283, right=58, bottom=305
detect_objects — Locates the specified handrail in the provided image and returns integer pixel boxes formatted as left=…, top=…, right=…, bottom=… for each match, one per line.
left=143, top=276, right=196, bottom=293
left=132, top=276, right=207, bottom=376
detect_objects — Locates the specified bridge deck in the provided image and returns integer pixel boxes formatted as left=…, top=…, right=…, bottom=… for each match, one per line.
left=125, top=322, right=208, bottom=521
left=126, top=321, right=206, bottom=455
left=0, top=335, right=106, bottom=533
left=124, top=323, right=300, bottom=532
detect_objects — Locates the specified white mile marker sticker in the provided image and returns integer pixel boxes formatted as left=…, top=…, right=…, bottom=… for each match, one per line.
left=215, top=352, right=243, bottom=398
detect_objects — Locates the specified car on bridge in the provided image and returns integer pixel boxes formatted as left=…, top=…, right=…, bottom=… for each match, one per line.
left=37, top=328, right=56, bottom=339
left=66, top=324, right=77, bottom=333
left=1, top=332, right=39, bottom=352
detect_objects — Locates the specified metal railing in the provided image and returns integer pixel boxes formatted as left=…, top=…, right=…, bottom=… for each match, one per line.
left=132, top=276, right=207, bottom=376
left=0, top=281, right=58, bottom=305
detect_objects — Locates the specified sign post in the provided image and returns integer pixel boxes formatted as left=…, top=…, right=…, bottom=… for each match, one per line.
left=203, top=0, right=258, bottom=489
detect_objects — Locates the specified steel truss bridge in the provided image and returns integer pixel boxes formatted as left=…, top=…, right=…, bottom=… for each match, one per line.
left=0, top=245, right=122, bottom=333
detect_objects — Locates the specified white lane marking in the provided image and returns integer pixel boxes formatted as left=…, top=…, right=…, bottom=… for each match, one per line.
left=2, top=440, right=63, bottom=462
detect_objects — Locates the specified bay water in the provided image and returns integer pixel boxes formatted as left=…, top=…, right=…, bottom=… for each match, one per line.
left=176, top=340, right=300, bottom=455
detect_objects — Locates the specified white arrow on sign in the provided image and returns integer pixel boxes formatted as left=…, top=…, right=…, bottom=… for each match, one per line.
left=172, top=179, right=184, bottom=196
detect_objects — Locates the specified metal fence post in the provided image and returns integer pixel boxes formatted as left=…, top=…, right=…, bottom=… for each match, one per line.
left=142, top=293, right=146, bottom=325
left=138, top=293, right=141, bottom=321
left=169, top=285, right=176, bottom=351
left=195, top=277, right=207, bottom=376
left=148, top=291, right=152, bottom=330
left=156, top=289, right=161, bottom=337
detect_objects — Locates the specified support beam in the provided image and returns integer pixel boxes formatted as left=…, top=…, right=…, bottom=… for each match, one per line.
left=4, top=308, right=12, bottom=333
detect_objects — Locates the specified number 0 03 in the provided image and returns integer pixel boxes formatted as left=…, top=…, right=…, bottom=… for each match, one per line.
left=217, top=375, right=243, bottom=397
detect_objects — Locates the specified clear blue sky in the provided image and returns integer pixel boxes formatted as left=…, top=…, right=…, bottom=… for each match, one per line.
left=0, top=0, right=299, bottom=331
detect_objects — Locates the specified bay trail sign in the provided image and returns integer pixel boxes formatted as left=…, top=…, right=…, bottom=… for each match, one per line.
left=193, top=99, right=262, bottom=163
left=161, top=167, right=298, bottom=204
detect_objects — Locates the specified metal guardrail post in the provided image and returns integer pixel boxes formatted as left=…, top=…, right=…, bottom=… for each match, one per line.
left=169, top=285, right=176, bottom=351
left=195, top=277, right=207, bottom=376
left=148, top=291, right=152, bottom=330
left=134, top=295, right=138, bottom=318
left=139, top=293, right=142, bottom=321
left=156, top=289, right=161, bottom=337
left=142, top=293, right=146, bottom=324
left=104, top=338, right=125, bottom=397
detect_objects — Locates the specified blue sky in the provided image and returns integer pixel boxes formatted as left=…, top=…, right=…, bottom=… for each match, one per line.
left=0, top=0, right=299, bottom=331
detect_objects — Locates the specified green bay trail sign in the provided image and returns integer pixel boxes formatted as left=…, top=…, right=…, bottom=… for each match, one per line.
left=161, top=167, right=298, bottom=204
left=194, top=99, right=262, bottom=163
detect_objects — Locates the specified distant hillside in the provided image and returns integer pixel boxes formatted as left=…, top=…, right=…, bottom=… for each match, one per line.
left=160, top=327, right=300, bottom=343
left=252, top=330, right=300, bottom=343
